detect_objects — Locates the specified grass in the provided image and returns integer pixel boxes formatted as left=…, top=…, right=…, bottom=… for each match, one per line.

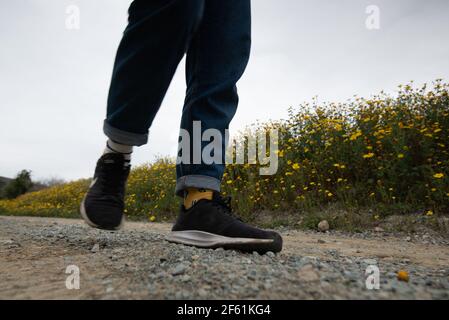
left=1, top=80, right=448, bottom=234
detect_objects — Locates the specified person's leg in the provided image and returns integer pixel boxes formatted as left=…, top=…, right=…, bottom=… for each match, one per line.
left=175, top=0, right=252, bottom=196
left=168, top=0, right=283, bottom=253
left=81, top=0, right=205, bottom=230
left=105, top=0, right=204, bottom=146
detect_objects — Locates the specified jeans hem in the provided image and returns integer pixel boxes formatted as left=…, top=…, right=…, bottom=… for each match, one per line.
left=103, top=120, right=148, bottom=146
left=175, top=175, right=221, bottom=197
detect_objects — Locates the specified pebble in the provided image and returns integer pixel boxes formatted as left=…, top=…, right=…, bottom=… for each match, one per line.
left=91, top=243, right=100, bottom=253
left=263, top=282, right=272, bottom=290
left=180, top=275, right=191, bottom=282
left=318, top=220, right=330, bottom=232
left=171, top=263, right=187, bottom=276
left=0, top=239, right=15, bottom=245
left=297, top=264, right=320, bottom=282
left=362, top=258, right=377, bottom=265
left=198, top=288, right=208, bottom=298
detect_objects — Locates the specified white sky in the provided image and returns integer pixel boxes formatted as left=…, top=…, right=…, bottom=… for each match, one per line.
left=1, top=0, right=448, bottom=181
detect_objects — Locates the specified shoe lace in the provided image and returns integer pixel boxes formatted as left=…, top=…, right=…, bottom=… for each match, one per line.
left=96, top=163, right=129, bottom=198
left=213, top=194, right=243, bottom=222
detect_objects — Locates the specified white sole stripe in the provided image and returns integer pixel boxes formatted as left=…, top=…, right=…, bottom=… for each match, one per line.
left=166, top=230, right=273, bottom=247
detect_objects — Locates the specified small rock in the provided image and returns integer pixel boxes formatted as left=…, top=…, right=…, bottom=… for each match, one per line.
left=171, top=263, right=187, bottom=276
left=374, top=227, right=384, bottom=232
left=318, top=239, right=326, bottom=244
left=343, top=270, right=355, bottom=278
left=180, top=275, right=191, bottom=282
left=0, top=239, right=14, bottom=245
left=192, top=255, right=200, bottom=260
left=266, top=251, right=275, bottom=258
left=263, top=282, right=272, bottom=290
left=405, top=236, right=411, bottom=242
left=147, top=283, right=156, bottom=291
left=387, top=272, right=397, bottom=278
left=248, top=274, right=257, bottom=281
left=105, top=286, right=114, bottom=293
left=362, top=258, right=377, bottom=265
left=198, top=288, right=208, bottom=298
left=297, top=264, right=320, bottom=282
left=152, top=271, right=166, bottom=279
left=318, top=220, right=330, bottom=232
left=91, top=243, right=100, bottom=253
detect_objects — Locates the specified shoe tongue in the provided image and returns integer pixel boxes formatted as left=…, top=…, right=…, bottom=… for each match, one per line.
left=102, top=153, right=124, bottom=162
left=100, top=153, right=128, bottom=170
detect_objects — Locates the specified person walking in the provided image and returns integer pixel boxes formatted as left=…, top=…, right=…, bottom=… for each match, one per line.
left=80, top=0, right=282, bottom=254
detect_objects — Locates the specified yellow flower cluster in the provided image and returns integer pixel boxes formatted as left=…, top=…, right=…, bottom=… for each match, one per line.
left=1, top=81, right=448, bottom=220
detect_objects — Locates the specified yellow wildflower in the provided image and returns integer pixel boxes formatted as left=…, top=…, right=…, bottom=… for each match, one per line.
left=350, top=130, right=362, bottom=141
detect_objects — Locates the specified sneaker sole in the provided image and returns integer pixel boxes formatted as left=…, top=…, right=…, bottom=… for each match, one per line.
left=80, top=196, right=124, bottom=231
left=166, top=230, right=280, bottom=253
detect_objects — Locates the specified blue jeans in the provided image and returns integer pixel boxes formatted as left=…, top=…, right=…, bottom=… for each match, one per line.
left=104, top=0, right=251, bottom=196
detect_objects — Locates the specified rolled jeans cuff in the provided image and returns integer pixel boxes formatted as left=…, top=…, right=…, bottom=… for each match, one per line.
left=175, top=175, right=221, bottom=197
left=103, top=120, right=148, bottom=146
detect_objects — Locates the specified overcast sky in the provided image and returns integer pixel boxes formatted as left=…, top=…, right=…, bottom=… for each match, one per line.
left=1, top=0, right=448, bottom=181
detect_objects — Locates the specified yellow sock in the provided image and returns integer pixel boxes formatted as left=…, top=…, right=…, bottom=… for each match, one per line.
left=184, top=188, right=213, bottom=209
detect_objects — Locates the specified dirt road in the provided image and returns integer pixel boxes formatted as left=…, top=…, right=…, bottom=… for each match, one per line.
left=1, top=216, right=448, bottom=299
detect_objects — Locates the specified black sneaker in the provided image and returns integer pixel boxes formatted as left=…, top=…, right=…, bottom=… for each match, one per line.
left=166, top=192, right=283, bottom=254
left=80, top=153, right=130, bottom=230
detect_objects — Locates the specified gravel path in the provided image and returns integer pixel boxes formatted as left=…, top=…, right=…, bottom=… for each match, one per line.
left=1, top=216, right=448, bottom=299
